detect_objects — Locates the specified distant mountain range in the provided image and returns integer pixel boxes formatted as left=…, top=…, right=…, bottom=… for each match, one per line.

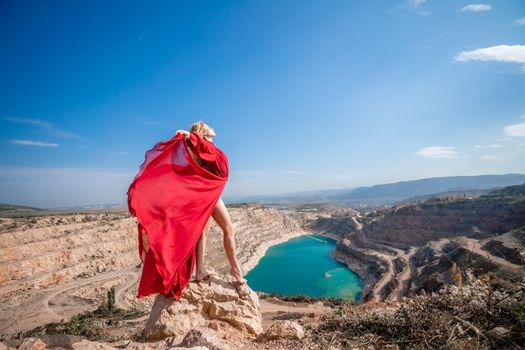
left=224, top=173, right=525, bottom=207
left=3, top=174, right=525, bottom=212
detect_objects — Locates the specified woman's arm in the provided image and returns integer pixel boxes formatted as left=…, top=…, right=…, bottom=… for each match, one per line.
left=176, top=130, right=203, bottom=165
left=177, top=130, right=217, bottom=165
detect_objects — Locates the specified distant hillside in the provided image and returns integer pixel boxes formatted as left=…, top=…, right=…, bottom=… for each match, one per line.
left=226, top=173, right=525, bottom=207
left=362, top=182, right=525, bottom=246
left=334, top=173, right=525, bottom=203
left=0, top=203, right=41, bottom=212
left=224, top=188, right=350, bottom=204
left=397, top=188, right=492, bottom=205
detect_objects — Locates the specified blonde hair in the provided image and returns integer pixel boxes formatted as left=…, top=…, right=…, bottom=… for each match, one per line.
left=190, top=121, right=211, bottom=137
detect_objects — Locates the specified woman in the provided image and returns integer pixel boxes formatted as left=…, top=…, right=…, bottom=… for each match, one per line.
left=127, top=121, right=246, bottom=301
left=175, top=122, right=247, bottom=286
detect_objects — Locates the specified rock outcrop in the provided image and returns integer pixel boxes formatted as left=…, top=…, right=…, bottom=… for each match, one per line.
left=144, top=274, right=263, bottom=342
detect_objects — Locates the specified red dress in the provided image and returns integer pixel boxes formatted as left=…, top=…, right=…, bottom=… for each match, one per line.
left=187, top=132, right=229, bottom=178
left=127, top=132, right=228, bottom=300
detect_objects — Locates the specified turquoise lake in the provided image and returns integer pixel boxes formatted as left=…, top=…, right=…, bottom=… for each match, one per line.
left=245, top=234, right=362, bottom=300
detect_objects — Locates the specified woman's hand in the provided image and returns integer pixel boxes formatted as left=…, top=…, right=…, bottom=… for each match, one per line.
left=175, top=129, right=190, bottom=138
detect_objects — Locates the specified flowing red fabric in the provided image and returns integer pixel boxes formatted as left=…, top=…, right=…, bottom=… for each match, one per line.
left=127, top=132, right=228, bottom=300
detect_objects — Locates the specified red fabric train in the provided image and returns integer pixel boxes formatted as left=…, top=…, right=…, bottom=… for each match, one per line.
left=127, top=132, right=228, bottom=300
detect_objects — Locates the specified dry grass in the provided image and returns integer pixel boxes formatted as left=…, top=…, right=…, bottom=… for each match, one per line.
left=311, top=271, right=525, bottom=349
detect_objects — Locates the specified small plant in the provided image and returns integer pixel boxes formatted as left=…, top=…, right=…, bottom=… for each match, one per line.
left=43, top=315, right=105, bottom=341
left=342, top=292, right=359, bottom=307
left=451, top=261, right=463, bottom=289
left=105, top=287, right=116, bottom=315
left=514, top=295, right=525, bottom=321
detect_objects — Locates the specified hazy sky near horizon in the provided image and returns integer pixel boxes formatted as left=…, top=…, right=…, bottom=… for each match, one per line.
left=1, top=0, right=525, bottom=208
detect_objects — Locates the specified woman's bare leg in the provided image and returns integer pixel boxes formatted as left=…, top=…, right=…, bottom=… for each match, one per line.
left=211, top=197, right=247, bottom=284
left=141, top=231, right=150, bottom=262
left=195, top=216, right=213, bottom=280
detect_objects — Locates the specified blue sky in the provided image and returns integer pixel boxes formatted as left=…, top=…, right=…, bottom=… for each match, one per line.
left=1, top=0, right=525, bottom=208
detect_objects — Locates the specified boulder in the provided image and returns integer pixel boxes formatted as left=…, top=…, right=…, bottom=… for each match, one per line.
left=145, top=294, right=205, bottom=342
left=177, top=328, right=231, bottom=350
left=259, top=320, right=305, bottom=341
left=145, top=274, right=262, bottom=342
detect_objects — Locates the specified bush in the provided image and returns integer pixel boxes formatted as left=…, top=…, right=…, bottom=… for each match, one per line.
left=312, top=276, right=525, bottom=349
left=45, top=315, right=105, bottom=341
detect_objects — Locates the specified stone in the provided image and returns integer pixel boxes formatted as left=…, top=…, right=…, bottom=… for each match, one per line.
left=178, top=328, right=231, bottom=350
left=17, top=338, right=46, bottom=350
left=145, top=294, right=205, bottom=341
left=487, top=326, right=512, bottom=347
left=208, top=321, right=221, bottom=331
left=3, top=340, right=21, bottom=349
left=145, top=274, right=262, bottom=342
left=109, top=341, right=167, bottom=350
left=487, top=326, right=510, bottom=338
left=259, top=320, right=305, bottom=341
left=38, top=335, right=84, bottom=350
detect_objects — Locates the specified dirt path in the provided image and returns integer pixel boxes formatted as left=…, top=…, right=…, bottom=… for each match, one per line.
left=0, top=266, right=140, bottom=335
left=358, top=237, right=415, bottom=302
left=259, top=299, right=328, bottom=315
left=368, top=250, right=395, bottom=301
left=363, top=235, right=524, bottom=302
left=351, top=216, right=363, bottom=231
left=387, top=247, right=416, bottom=301
left=113, top=267, right=141, bottom=310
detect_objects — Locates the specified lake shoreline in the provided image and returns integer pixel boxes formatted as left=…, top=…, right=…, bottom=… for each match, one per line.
left=240, top=229, right=310, bottom=275
left=241, top=228, right=343, bottom=275
left=244, top=232, right=363, bottom=300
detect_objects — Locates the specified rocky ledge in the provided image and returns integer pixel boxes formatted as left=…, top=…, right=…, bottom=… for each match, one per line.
left=144, top=274, right=263, bottom=343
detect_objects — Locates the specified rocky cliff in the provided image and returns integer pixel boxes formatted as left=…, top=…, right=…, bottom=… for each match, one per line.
left=362, top=184, right=525, bottom=246
left=0, top=204, right=305, bottom=336
left=308, top=183, right=525, bottom=302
